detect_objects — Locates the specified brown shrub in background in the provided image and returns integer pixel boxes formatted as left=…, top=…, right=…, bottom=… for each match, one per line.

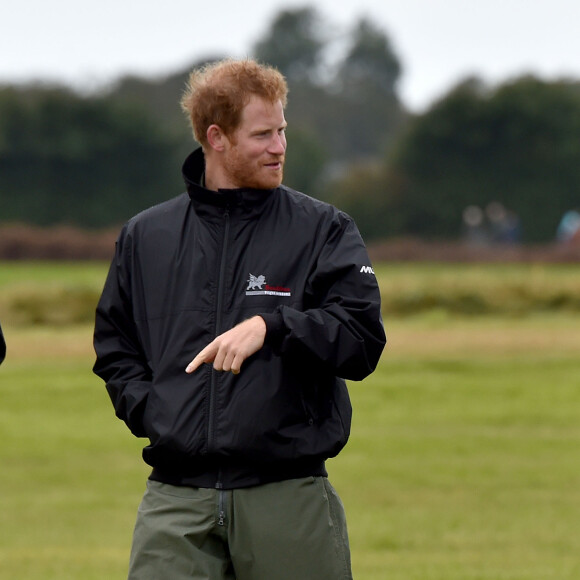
left=368, top=237, right=580, bottom=263
left=1, top=224, right=579, bottom=262
left=0, top=224, right=118, bottom=260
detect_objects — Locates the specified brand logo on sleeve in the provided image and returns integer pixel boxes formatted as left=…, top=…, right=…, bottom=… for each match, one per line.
left=246, top=273, right=291, bottom=296
left=360, top=265, right=375, bottom=274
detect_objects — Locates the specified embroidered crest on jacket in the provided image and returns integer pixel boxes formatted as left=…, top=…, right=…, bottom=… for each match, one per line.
left=246, top=274, right=291, bottom=297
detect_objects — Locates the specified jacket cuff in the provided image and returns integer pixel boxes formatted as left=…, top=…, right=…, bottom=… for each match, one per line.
left=260, top=310, right=286, bottom=349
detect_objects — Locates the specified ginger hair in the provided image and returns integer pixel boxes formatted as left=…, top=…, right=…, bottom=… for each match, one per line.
left=181, top=58, right=288, bottom=149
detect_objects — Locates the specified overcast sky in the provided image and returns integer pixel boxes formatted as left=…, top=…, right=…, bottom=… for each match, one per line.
left=1, top=0, right=579, bottom=111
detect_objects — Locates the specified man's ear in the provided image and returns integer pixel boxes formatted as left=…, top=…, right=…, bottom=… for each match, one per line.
left=207, top=124, right=227, bottom=152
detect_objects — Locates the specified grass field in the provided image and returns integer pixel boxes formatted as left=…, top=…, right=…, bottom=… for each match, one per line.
left=1, top=261, right=580, bottom=579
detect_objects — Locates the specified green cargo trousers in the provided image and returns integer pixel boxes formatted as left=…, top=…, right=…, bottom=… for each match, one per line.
left=127, top=476, right=353, bottom=580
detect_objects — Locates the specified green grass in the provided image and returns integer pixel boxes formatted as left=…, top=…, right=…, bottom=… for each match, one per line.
left=0, top=260, right=109, bottom=287
left=0, top=355, right=148, bottom=579
left=0, top=261, right=109, bottom=326
left=2, top=320, right=579, bottom=579
left=375, top=262, right=580, bottom=316
left=1, top=262, right=580, bottom=578
left=2, top=261, right=580, bottom=325
left=334, top=354, right=580, bottom=579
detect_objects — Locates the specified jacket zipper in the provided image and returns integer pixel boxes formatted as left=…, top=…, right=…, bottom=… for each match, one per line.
left=207, top=207, right=230, bottom=454
left=216, top=480, right=226, bottom=526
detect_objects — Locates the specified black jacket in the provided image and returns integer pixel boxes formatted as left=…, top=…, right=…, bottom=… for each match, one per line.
left=93, top=148, right=386, bottom=489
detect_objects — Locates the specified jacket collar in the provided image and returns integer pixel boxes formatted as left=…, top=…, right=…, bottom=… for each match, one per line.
left=182, top=148, right=276, bottom=209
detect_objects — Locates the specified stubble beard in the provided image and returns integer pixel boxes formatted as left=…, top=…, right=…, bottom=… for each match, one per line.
left=225, top=148, right=284, bottom=190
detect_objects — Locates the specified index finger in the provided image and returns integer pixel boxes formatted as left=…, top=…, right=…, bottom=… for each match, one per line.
left=185, top=345, right=213, bottom=374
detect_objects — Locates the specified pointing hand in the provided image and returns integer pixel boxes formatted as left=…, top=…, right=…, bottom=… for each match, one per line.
left=185, top=316, right=266, bottom=375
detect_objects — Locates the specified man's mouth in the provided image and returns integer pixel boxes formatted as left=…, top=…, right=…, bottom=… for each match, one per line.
left=264, top=159, right=284, bottom=169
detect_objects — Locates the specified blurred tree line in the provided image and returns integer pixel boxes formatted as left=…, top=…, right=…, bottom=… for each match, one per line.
left=1, top=6, right=579, bottom=243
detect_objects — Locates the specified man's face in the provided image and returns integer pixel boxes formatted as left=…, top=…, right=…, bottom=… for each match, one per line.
left=222, top=96, right=287, bottom=190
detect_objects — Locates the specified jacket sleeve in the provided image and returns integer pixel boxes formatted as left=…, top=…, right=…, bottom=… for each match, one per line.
left=93, top=226, right=151, bottom=437
left=262, top=214, right=386, bottom=381
left=0, top=322, right=5, bottom=365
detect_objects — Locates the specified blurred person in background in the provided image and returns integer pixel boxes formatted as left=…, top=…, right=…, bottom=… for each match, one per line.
left=93, top=58, right=385, bottom=580
left=556, top=208, right=580, bottom=243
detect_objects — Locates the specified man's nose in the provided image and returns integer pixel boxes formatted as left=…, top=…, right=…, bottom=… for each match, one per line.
left=269, top=133, right=286, bottom=154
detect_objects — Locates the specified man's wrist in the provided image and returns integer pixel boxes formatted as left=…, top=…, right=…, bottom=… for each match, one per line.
left=260, top=310, right=285, bottom=347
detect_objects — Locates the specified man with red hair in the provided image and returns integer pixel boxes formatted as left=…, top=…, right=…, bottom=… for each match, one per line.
left=94, top=58, right=386, bottom=580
